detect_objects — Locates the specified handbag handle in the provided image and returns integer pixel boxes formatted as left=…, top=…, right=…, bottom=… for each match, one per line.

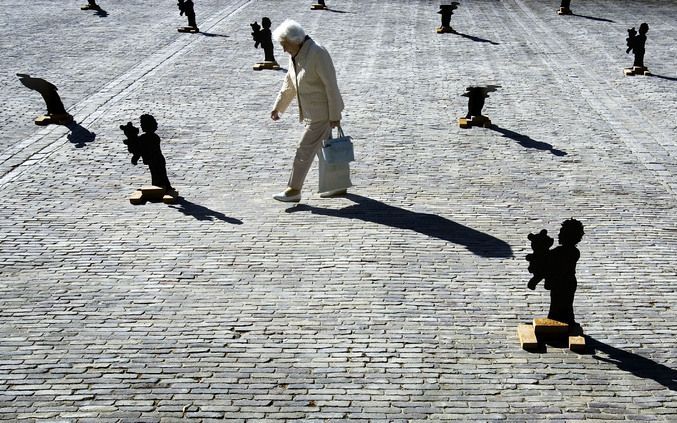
left=331, top=125, right=345, bottom=139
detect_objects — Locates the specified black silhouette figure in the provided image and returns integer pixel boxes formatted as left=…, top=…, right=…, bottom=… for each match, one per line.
left=311, top=0, right=328, bottom=10
left=527, top=219, right=585, bottom=326
left=253, top=18, right=276, bottom=62
left=558, top=0, right=572, bottom=15
left=627, top=23, right=649, bottom=69
left=177, top=0, right=199, bottom=32
left=526, top=229, right=554, bottom=290
left=17, top=74, right=73, bottom=125
left=464, top=85, right=499, bottom=119
left=121, top=115, right=173, bottom=191
left=459, top=85, right=500, bottom=128
left=286, top=194, right=513, bottom=258
left=437, top=3, right=460, bottom=33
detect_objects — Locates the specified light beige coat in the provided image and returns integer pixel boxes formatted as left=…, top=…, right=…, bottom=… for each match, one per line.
left=273, top=37, right=344, bottom=123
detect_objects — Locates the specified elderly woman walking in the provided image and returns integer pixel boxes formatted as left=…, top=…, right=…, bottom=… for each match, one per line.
left=270, top=19, right=349, bottom=202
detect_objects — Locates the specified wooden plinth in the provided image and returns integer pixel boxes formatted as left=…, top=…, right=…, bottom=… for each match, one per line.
left=129, top=186, right=179, bottom=205
left=557, top=7, right=572, bottom=15
left=34, top=113, right=73, bottom=126
left=533, top=317, right=569, bottom=336
left=436, top=26, right=456, bottom=34
left=568, top=335, right=586, bottom=352
left=311, top=4, right=328, bottom=10
left=458, top=115, right=491, bottom=129
left=253, top=61, right=281, bottom=71
left=177, top=27, right=200, bottom=33
left=624, top=66, right=651, bottom=76
left=517, top=324, right=539, bottom=350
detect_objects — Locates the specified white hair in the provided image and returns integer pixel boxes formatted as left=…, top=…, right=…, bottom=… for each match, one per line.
left=272, top=19, right=307, bottom=44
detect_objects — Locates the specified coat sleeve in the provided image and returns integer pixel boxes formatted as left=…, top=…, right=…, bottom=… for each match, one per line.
left=273, top=67, right=296, bottom=114
left=316, top=48, right=344, bottom=122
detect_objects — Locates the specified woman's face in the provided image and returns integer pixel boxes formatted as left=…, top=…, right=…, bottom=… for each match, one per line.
left=280, top=38, right=302, bottom=56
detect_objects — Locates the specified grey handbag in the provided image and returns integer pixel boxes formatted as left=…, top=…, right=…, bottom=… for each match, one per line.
left=322, top=126, right=355, bottom=164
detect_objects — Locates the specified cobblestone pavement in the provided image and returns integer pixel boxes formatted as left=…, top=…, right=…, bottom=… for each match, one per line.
left=1, top=0, right=676, bottom=421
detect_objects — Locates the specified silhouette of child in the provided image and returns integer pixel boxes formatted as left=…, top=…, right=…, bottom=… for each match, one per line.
left=138, top=114, right=173, bottom=191
left=545, top=219, right=584, bottom=326
left=260, top=17, right=276, bottom=63
left=628, top=23, right=649, bottom=68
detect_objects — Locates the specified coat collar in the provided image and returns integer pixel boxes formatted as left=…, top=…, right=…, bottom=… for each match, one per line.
left=293, top=36, right=314, bottom=64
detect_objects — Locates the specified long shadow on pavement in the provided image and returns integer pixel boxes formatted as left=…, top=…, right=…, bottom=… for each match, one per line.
left=200, top=32, right=229, bottom=38
left=455, top=31, right=500, bottom=45
left=572, top=13, right=614, bottom=23
left=286, top=194, right=513, bottom=258
left=489, top=125, right=567, bottom=157
left=169, top=198, right=243, bottom=224
left=66, top=122, right=96, bottom=148
left=650, top=74, right=677, bottom=82
left=588, top=336, right=677, bottom=391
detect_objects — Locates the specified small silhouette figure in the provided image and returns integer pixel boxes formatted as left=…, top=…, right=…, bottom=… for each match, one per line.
left=121, top=115, right=173, bottom=191
left=527, top=219, right=585, bottom=326
left=177, top=0, right=199, bottom=32
left=82, top=0, right=100, bottom=10
left=627, top=23, right=649, bottom=69
left=311, top=0, right=328, bottom=10
left=558, top=0, right=573, bottom=15
left=251, top=17, right=279, bottom=70
left=437, top=3, right=460, bottom=33
left=17, top=74, right=73, bottom=125
left=526, top=229, right=554, bottom=290
left=459, top=85, right=500, bottom=128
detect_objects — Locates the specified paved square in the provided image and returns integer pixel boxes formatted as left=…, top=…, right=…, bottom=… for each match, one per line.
left=1, top=0, right=676, bottom=421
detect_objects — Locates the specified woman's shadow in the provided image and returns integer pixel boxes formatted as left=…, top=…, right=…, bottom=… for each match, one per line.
left=286, top=194, right=512, bottom=258
left=587, top=336, right=676, bottom=391
left=169, top=198, right=243, bottom=224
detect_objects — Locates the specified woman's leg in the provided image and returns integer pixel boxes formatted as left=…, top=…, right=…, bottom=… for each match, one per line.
left=288, top=121, right=331, bottom=191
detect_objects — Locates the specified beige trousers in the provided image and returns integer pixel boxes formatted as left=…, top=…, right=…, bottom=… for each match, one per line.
left=288, top=120, right=332, bottom=190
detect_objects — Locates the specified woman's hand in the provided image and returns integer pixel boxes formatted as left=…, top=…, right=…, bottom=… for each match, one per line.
left=271, top=110, right=281, bottom=121
left=330, top=120, right=340, bottom=128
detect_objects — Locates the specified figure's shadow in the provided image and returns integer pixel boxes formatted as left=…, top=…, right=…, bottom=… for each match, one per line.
left=454, top=31, right=500, bottom=45
left=200, top=32, right=229, bottom=38
left=65, top=122, right=96, bottom=148
left=588, top=336, right=676, bottom=391
left=650, top=74, right=677, bottom=82
left=169, top=198, right=243, bottom=224
left=572, top=13, right=614, bottom=23
left=489, top=125, right=567, bottom=156
left=327, top=8, right=350, bottom=14
left=285, top=194, right=513, bottom=258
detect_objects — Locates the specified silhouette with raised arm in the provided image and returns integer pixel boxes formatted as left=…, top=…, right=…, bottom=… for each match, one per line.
left=527, top=219, right=584, bottom=326
left=286, top=194, right=513, bottom=258
left=17, top=74, right=73, bottom=126
left=459, top=85, right=500, bottom=128
left=169, top=198, right=243, bottom=224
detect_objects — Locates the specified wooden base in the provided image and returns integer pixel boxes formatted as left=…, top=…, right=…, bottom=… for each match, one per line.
left=624, top=66, right=651, bottom=76
left=557, top=7, right=572, bottom=15
left=34, top=113, right=73, bottom=126
left=253, top=61, right=281, bottom=71
left=177, top=26, right=200, bottom=33
left=458, top=115, right=491, bottom=129
left=129, top=186, right=179, bottom=205
left=311, top=4, right=328, bottom=10
left=518, top=317, right=586, bottom=352
left=81, top=4, right=96, bottom=10
left=436, top=26, right=456, bottom=34
left=517, top=324, right=538, bottom=350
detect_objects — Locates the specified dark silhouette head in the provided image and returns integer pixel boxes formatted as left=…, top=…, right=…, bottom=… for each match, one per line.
left=262, top=17, right=272, bottom=29
left=140, top=114, right=158, bottom=134
left=558, top=218, right=584, bottom=246
left=639, top=23, right=649, bottom=35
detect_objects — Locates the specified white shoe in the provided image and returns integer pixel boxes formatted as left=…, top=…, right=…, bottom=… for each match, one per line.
left=320, top=188, right=347, bottom=198
left=273, top=190, right=301, bottom=202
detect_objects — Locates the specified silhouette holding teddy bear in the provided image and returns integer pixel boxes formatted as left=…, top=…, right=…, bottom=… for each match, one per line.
left=527, top=219, right=585, bottom=326
left=120, top=114, right=173, bottom=191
